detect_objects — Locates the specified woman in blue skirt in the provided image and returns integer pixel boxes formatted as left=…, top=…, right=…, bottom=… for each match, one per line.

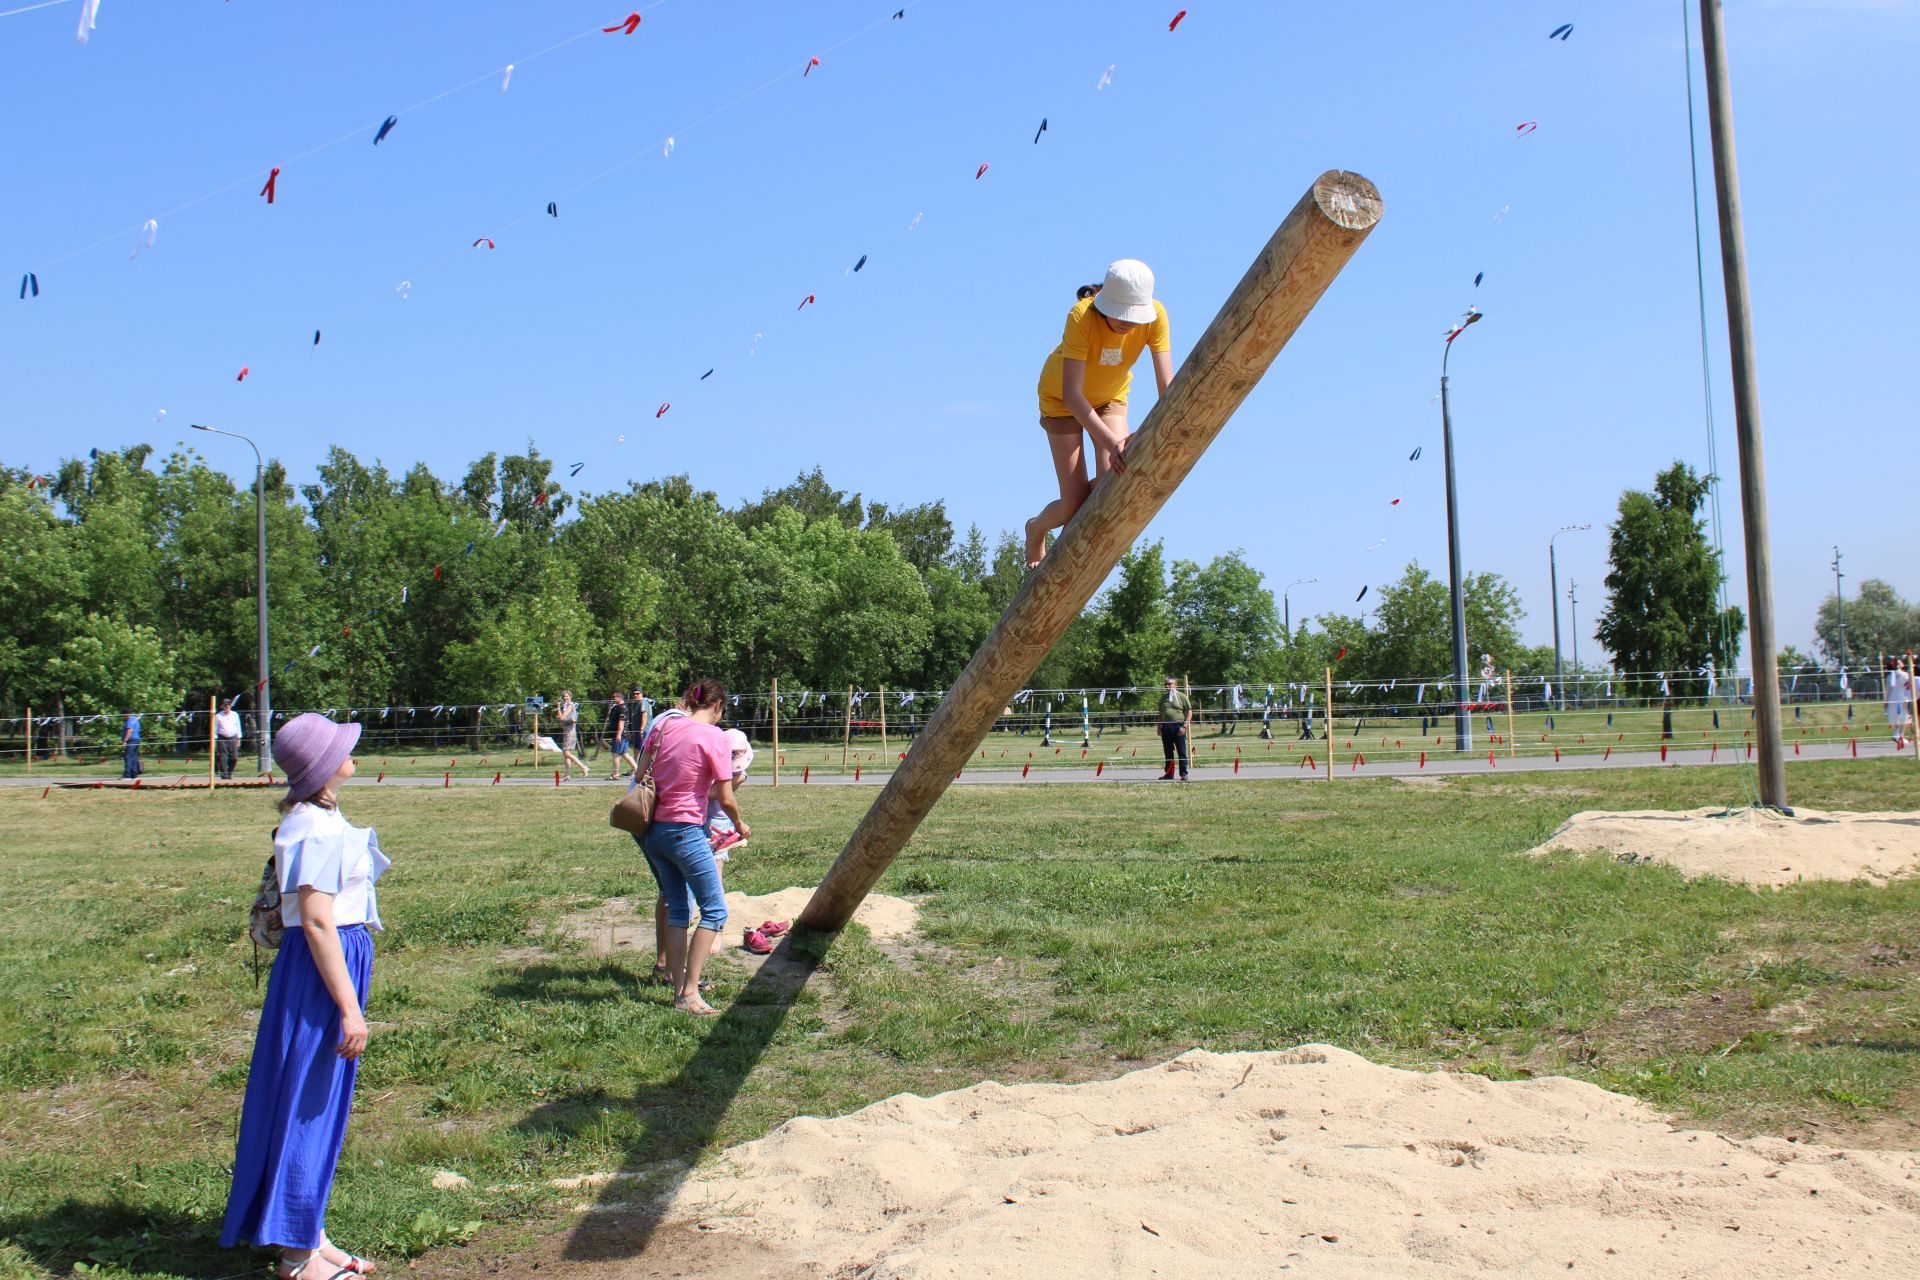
left=221, top=713, right=388, bottom=1279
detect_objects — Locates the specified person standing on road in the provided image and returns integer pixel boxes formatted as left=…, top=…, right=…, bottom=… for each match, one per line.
left=215, top=697, right=243, bottom=780
left=1884, top=657, right=1912, bottom=751
left=603, top=691, right=631, bottom=780
left=121, top=710, right=143, bottom=779
left=555, top=691, right=589, bottom=779
left=1157, top=676, right=1192, bottom=782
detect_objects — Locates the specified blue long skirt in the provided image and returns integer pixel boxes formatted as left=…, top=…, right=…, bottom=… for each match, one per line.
left=220, top=924, right=373, bottom=1250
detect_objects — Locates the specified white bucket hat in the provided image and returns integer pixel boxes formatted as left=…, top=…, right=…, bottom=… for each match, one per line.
left=1092, top=258, right=1157, bottom=325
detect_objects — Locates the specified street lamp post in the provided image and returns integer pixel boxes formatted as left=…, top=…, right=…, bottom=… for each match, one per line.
left=1567, top=579, right=1581, bottom=706
left=1440, top=310, right=1481, bottom=752
left=192, top=425, right=271, bottom=774
left=1283, top=578, right=1317, bottom=637
left=1549, top=523, right=1591, bottom=711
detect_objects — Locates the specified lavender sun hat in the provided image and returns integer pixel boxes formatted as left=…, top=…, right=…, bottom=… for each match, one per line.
left=274, top=712, right=362, bottom=799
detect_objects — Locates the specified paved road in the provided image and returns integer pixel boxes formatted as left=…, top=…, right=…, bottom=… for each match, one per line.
left=8, top=737, right=1909, bottom=790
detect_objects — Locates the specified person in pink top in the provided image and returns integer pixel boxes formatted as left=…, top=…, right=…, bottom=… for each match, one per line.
left=638, top=679, right=749, bottom=1015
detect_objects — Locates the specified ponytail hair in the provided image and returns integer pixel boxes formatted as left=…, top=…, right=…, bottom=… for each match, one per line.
left=1076, top=283, right=1102, bottom=301
left=683, top=678, right=729, bottom=712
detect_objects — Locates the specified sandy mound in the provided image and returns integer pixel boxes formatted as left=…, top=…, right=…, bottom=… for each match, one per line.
left=555, top=888, right=919, bottom=959
left=1531, top=807, right=1920, bottom=888
left=659, top=1047, right=1918, bottom=1278
left=725, top=886, right=918, bottom=943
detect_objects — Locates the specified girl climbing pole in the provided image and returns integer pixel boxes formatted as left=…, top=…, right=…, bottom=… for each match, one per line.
left=1025, top=259, right=1174, bottom=570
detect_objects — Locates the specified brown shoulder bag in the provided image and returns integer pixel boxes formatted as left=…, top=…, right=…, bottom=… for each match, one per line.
left=609, top=721, right=665, bottom=836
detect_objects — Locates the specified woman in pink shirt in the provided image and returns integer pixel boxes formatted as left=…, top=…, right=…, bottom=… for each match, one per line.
left=640, top=679, right=749, bottom=1015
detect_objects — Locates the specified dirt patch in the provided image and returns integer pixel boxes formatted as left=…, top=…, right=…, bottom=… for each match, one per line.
left=552, top=888, right=921, bottom=986
left=1530, top=806, right=1920, bottom=888
left=618, top=1046, right=1920, bottom=1278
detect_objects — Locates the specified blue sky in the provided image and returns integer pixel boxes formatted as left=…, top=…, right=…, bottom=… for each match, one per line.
left=3, top=0, right=1914, bottom=658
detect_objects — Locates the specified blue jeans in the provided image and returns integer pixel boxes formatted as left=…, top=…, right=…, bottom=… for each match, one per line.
left=122, top=743, right=142, bottom=778
left=641, top=822, right=727, bottom=932
left=1159, top=724, right=1188, bottom=776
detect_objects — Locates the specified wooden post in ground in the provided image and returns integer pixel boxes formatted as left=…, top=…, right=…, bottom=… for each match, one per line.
left=531, top=708, right=540, bottom=774
left=841, top=685, right=854, bottom=772
left=23, top=706, right=30, bottom=774
left=1698, top=0, right=1786, bottom=806
left=880, top=686, right=889, bottom=760
left=1325, top=667, right=1336, bottom=780
left=208, top=696, right=217, bottom=790
left=1505, top=671, right=1516, bottom=757
left=797, top=172, right=1384, bottom=932
left=771, top=679, right=781, bottom=787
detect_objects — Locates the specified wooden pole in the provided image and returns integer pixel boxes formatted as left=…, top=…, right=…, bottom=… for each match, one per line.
left=208, top=695, right=217, bottom=790
left=1325, top=666, right=1335, bottom=780
left=771, top=679, right=781, bottom=787
left=1698, top=0, right=1786, bottom=807
left=23, top=706, right=30, bottom=774
left=797, top=172, right=1383, bottom=932
left=880, top=686, right=889, bottom=759
left=842, top=685, right=854, bottom=772
left=1504, top=670, right=1516, bottom=757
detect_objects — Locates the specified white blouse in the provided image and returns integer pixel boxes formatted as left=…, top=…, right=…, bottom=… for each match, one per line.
left=274, top=802, right=390, bottom=930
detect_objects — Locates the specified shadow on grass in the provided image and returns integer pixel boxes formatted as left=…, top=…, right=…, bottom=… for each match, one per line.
left=0, top=1200, right=245, bottom=1279
left=514, top=927, right=832, bottom=1263
left=488, top=959, right=653, bottom=1005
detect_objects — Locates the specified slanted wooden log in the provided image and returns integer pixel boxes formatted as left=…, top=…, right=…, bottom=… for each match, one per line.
left=800, top=171, right=1383, bottom=931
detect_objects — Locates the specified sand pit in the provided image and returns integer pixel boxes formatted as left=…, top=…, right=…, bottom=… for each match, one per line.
left=1531, top=807, right=1920, bottom=888
left=554, top=887, right=919, bottom=963
left=657, top=1046, right=1918, bottom=1278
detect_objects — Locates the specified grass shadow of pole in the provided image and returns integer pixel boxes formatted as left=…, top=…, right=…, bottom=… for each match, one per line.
left=514, top=925, right=834, bottom=1263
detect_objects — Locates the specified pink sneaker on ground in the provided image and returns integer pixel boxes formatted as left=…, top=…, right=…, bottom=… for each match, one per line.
left=742, top=928, right=775, bottom=955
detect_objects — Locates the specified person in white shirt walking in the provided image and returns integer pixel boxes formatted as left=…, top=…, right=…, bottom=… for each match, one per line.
left=215, top=697, right=244, bottom=780
left=1884, top=657, right=1913, bottom=751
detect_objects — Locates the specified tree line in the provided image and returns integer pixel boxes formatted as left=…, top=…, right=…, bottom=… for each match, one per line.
left=0, top=446, right=1813, bottom=731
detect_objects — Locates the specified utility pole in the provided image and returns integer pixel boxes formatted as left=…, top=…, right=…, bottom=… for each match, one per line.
left=1568, top=579, right=1580, bottom=705
left=1550, top=524, right=1590, bottom=711
left=1698, top=0, right=1786, bottom=806
left=1440, top=311, right=1482, bottom=754
left=1831, top=545, right=1848, bottom=673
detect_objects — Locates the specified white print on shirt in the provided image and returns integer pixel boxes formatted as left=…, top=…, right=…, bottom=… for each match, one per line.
left=1098, top=347, right=1124, bottom=366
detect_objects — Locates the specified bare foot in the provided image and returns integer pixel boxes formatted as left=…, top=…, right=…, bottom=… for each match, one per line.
left=1024, top=517, right=1046, bottom=571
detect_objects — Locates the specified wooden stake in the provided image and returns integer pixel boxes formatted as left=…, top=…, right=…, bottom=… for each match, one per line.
left=23, top=705, right=30, bottom=775
left=1325, top=666, right=1336, bottom=781
left=880, top=685, right=889, bottom=759
left=1505, top=670, right=1516, bottom=757
left=842, top=684, right=854, bottom=772
left=796, top=173, right=1383, bottom=933
left=531, top=708, right=540, bottom=775
left=771, top=678, right=781, bottom=787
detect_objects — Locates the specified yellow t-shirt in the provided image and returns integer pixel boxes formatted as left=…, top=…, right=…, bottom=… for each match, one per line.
left=1036, top=297, right=1172, bottom=419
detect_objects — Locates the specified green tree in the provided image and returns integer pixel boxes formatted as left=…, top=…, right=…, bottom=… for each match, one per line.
left=864, top=498, right=953, bottom=574
left=1366, top=563, right=1526, bottom=682
left=1086, top=540, right=1176, bottom=691
left=45, top=613, right=181, bottom=727
left=1596, top=462, right=1745, bottom=692
left=915, top=563, right=995, bottom=691
left=1814, top=579, right=1920, bottom=667
left=1167, top=551, right=1281, bottom=684
left=735, top=466, right=864, bottom=532
left=443, top=564, right=601, bottom=703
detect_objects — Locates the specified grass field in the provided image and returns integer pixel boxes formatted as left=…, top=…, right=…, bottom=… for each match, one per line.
left=3, top=696, right=1908, bottom=783
left=1, top=760, right=1916, bottom=1279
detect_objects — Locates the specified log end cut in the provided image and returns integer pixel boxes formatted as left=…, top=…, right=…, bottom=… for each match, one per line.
left=1311, top=171, right=1384, bottom=233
